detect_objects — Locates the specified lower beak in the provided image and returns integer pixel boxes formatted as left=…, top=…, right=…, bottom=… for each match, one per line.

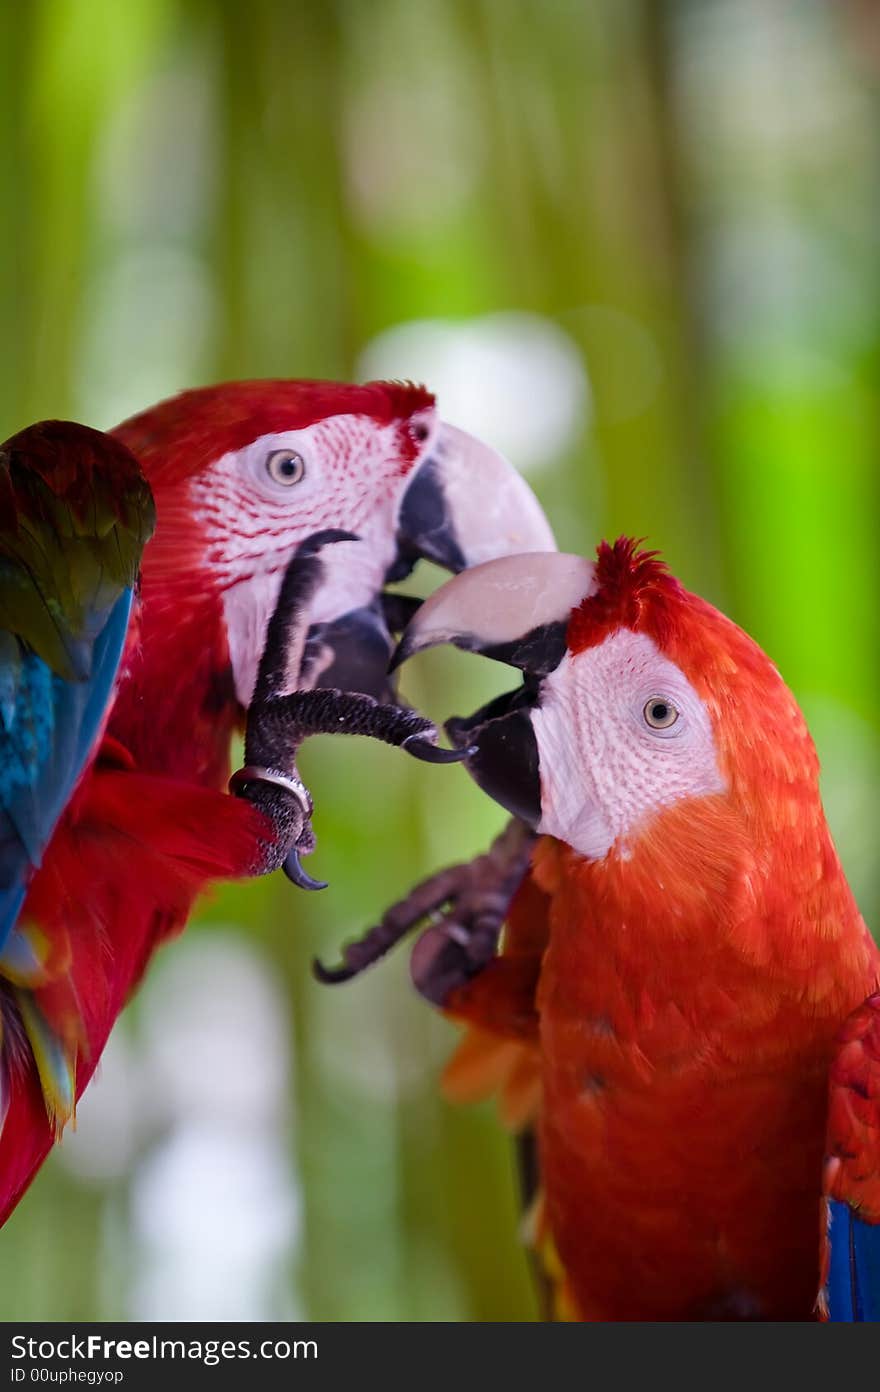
left=301, top=600, right=396, bottom=700
left=445, top=689, right=543, bottom=826
left=305, top=426, right=557, bottom=701
left=392, top=551, right=597, bottom=825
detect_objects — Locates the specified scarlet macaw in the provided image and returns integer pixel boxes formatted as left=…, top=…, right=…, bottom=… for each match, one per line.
left=0, top=382, right=553, bottom=1224
left=380, top=538, right=880, bottom=1320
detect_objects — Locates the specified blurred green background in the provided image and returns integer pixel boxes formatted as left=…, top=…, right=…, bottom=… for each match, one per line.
left=1, top=0, right=879, bottom=1321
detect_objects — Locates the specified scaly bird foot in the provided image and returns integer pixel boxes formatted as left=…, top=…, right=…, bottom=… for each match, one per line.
left=230, top=534, right=465, bottom=889
left=314, top=817, right=536, bottom=1000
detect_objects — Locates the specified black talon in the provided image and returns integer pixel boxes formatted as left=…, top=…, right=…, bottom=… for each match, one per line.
left=409, top=931, right=477, bottom=1006
left=312, top=819, right=536, bottom=999
left=401, top=735, right=477, bottom=764
left=312, top=956, right=357, bottom=985
left=311, top=909, right=421, bottom=984
left=283, top=848, right=328, bottom=892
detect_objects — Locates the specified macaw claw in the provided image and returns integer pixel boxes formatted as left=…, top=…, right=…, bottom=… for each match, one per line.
left=245, top=688, right=465, bottom=763
left=313, top=817, right=536, bottom=999
left=311, top=863, right=473, bottom=985
left=408, top=916, right=502, bottom=1005
left=283, top=848, right=328, bottom=892
left=231, top=534, right=465, bottom=889
left=401, top=734, right=476, bottom=764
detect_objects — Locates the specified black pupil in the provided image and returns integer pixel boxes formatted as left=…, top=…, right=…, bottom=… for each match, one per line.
left=651, top=702, right=669, bottom=722
left=279, top=456, right=298, bottom=476
left=413, top=423, right=429, bottom=442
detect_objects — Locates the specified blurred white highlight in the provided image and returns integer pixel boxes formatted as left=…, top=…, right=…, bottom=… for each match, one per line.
left=358, top=312, right=589, bottom=474
left=64, top=933, right=300, bottom=1321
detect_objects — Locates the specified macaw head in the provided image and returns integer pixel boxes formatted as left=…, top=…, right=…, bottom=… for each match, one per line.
left=114, top=380, right=553, bottom=714
left=394, top=538, right=821, bottom=883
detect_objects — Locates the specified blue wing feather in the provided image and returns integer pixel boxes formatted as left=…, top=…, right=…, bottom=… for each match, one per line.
left=827, top=1199, right=880, bottom=1321
left=0, top=588, right=133, bottom=950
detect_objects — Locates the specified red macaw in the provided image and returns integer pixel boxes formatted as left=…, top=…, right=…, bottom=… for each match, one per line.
left=382, top=537, right=880, bottom=1321
left=0, top=382, right=553, bottom=1225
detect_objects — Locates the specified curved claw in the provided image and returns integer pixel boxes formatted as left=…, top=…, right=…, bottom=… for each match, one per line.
left=282, top=848, right=328, bottom=892
left=401, top=735, right=477, bottom=764
left=312, top=956, right=357, bottom=984
left=409, top=925, right=477, bottom=1006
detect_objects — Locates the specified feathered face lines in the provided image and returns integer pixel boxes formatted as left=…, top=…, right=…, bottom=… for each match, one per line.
left=531, top=627, right=727, bottom=861
left=114, top=379, right=436, bottom=490
left=113, top=378, right=556, bottom=710
left=396, top=539, right=821, bottom=866
left=562, top=549, right=824, bottom=831
left=190, top=410, right=426, bottom=591
left=187, top=404, right=438, bottom=706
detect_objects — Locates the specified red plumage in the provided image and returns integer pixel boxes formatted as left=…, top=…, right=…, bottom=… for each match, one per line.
left=823, top=994, right=880, bottom=1221
left=118, top=379, right=435, bottom=489
left=567, top=536, right=683, bottom=654
left=0, top=770, right=268, bottom=1220
left=0, top=379, right=435, bottom=1222
left=441, top=539, right=880, bottom=1319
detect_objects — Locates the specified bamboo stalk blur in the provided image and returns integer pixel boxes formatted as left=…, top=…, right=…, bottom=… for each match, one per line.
left=0, top=0, right=877, bottom=1321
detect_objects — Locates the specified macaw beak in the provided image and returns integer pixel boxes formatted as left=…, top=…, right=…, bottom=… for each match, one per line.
left=390, top=552, right=597, bottom=825
left=390, top=422, right=557, bottom=578
left=306, top=426, right=557, bottom=702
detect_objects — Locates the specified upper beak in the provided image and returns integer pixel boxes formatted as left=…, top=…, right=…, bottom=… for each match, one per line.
left=305, top=426, right=556, bottom=702
left=390, top=551, right=595, bottom=673
left=390, top=422, right=557, bottom=579
left=390, top=552, right=596, bottom=826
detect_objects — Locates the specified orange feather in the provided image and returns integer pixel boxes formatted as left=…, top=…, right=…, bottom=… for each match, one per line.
left=443, top=541, right=880, bottom=1320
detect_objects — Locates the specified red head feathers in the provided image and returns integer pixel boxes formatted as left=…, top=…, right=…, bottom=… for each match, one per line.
left=114, top=379, right=436, bottom=489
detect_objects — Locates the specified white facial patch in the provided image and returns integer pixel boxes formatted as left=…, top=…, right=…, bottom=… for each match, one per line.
left=190, top=410, right=438, bottom=704
left=531, top=628, right=726, bottom=860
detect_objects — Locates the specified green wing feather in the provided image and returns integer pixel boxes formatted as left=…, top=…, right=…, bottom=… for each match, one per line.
left=0, top=419, right=155, bottom=681
left=0, top=421, right=155, bottom=1127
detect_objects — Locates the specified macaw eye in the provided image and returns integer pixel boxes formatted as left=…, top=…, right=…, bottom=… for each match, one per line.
left=409, top=410, right=433, bottom=446
left=266, top=449, right=305, bottom=486
left=643, top=696, right=679, bottom=730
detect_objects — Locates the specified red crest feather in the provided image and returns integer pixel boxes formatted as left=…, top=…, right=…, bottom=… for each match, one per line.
left=568, top=536, right=683, bottom=654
